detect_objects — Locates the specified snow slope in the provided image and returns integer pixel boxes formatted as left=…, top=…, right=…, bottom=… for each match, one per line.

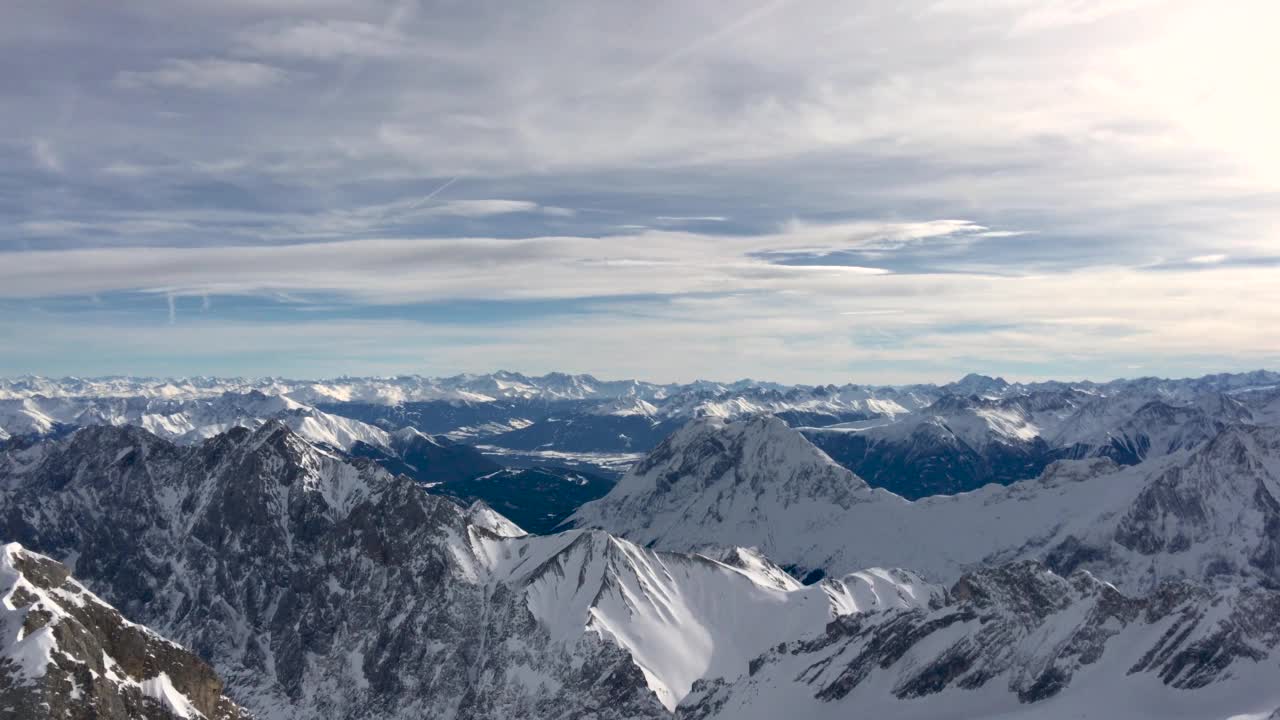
left=467, top=528, right=937, bottom=709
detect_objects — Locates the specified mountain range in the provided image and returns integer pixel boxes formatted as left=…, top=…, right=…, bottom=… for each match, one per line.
left=2, top=370, right=1280, bottom=718
left=6, top=370, right=1279, bottom=487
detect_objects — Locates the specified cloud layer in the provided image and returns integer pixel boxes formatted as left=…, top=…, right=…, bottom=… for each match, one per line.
left=1, top=0, right=1277, bottom=382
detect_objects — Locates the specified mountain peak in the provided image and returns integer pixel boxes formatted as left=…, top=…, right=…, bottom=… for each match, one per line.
left=946, top=373, right=1011, bottom=397
left=630, top=414, right=860, bottom=488
left=390, top=424, right=443, bottom=447
left=569, top=415, right=870, bottom=572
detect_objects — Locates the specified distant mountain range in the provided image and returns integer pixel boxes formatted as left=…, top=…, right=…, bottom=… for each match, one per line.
left=5, top=370, right=1279, bottom=498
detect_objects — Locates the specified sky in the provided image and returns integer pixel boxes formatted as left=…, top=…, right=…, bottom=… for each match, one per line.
left=2, top=0, right=1279, bottom=384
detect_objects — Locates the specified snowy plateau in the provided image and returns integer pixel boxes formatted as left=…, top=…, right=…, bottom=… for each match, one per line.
left=1, top=370, right=1280, bottom=719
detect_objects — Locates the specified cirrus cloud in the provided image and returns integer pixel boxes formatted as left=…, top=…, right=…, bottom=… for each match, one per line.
left=115, top=58, right=288, bottom=91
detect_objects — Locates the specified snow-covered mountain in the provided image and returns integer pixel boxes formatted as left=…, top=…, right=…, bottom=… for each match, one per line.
left=0, top=372, right=672, bottom=404
left=0, top=543, right=248, bottom=719
left=5, top=408, right=1280, bottom=718
left=572, top=415, right=1280, bottom=593
left=1244, top=386, right=1280, bottom=425
left=0, top=390, right=390, bottom=449
left=679, top=561, right=1280, bottom=720
left=4, top=369, right=1277, bottom=409
left=569, top=416, right=872, bottom=580
left=0, top=422, right=931, bottom=718
left=1050, top=390, right=1255, bottom=461
left=803, top=391, right=1076, bottom=498
left=805, top=387, right=1263, bottom=498
left=6, top=371, right=1278, bottom=490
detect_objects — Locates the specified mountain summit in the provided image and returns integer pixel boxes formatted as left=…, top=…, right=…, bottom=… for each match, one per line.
left=570, top=415, right=872, bottom=574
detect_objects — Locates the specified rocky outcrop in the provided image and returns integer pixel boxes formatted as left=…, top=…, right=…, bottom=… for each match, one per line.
left=0, top=543, right=247, bottom=720
left=1081, top=425, right=1280, bottom=589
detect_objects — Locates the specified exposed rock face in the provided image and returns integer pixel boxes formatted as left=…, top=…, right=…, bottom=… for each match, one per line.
left=0, top=543, right=247, bottom=720
left=678, top=561, right=1280, bottom=720
left=1060, top=425, right=1280, bottom=590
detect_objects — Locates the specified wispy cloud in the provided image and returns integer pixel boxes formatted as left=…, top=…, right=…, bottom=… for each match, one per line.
left=1188, top=253, right=1228, bottom=265
left=235, top=19, right=426, bottom=61
left=116, top=59, right=288, bottom=90
left=3, top=261, right=1277, bottom=383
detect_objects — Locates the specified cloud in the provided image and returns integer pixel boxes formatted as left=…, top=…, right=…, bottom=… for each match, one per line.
left=276, top=197, right=580, bottom=238
left=0, top=219, right=1266, bottom=368
left=2, top=261, right=1276, bottom=383
left=8, top=196, right=571, bottom=246
left=0, top=222, right=905, bottom=302
left=115, top=59, right=288, bottom=90
left=1188, top=254, right=1228, bottom=265
left=753, top=219, right=989, bottom=259
left=235, top=19, right=423, bottom=60
left=427, top=200, right=541, bottom=218
left=31, top=139, right=61, bottom=172
left=20, top=219, right=195, bottom=236
left=2, top=0, right=1279, bottom=380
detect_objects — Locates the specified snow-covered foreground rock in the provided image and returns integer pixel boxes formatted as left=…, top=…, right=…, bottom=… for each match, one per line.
left=0, top=422, right=931, bottom=718
left=572, top=415, right=1280, bottom=593
left=0, top=543, right=247, bottom=719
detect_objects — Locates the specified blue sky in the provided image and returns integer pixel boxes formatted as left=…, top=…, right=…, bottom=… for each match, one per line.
left=2, top=0, right=1278, bottom=383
